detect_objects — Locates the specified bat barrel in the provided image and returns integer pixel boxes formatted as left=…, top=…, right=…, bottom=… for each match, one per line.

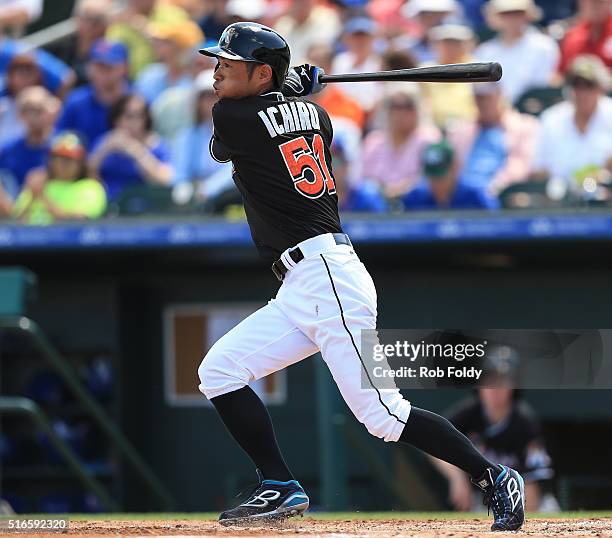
left=318, top=62, right=503, bottom=84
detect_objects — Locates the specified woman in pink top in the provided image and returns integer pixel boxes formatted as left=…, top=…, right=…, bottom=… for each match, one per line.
left=356, top=88, right=440, bottom=198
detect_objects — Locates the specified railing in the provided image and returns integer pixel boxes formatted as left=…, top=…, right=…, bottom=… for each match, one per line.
left=22, top=2, right=122, bottom=50
left=0, top=316, right=177, bottom=511
left=22, top=18, right=76, bottom=50
left=0, top=396, right=118, bottom=511
left=315, top=356, right=440, bottom=510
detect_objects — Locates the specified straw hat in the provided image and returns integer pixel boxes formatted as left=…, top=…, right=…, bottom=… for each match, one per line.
left=403, top=0, right=459, bottom=18
left=566, top=55, right=611, bottom=90
left=484, top=0, right=543, bottom=21
left=148, top=19, right=204, bottom=50
left=429, top=23, right=475, bottom=42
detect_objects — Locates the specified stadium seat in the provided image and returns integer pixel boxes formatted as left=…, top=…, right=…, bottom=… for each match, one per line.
left=109, top=184, right=200, bottom=217
left=516, top=86, right=565, bottom=116
left=498, top=180, right=557, bottom=209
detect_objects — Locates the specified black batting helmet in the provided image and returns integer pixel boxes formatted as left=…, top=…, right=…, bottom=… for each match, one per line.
left=199, top=22, right=290, bottom=89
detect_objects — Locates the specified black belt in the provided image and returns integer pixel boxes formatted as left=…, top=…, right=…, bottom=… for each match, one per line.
left=271, top=233, right=351, bottom=281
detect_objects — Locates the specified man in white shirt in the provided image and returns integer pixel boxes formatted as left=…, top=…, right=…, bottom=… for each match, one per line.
left=475, top=0, right=559, bottom=104
left=531, top=55, right=612, bottom=185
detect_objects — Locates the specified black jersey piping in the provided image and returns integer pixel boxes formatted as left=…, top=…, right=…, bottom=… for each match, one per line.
left=319, top=253, right=407, bottom=426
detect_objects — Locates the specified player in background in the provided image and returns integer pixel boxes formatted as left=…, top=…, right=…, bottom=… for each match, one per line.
left=196, top=22, right=525, bottom=531
left=438, top=386, right=556, bottom=511
left=433, top=350, right=556, bottom=512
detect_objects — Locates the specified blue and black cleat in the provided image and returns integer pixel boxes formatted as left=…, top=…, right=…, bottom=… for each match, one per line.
left=219, top=469, right=309, bottom=527
left=472, top=465, right=525, bottom=531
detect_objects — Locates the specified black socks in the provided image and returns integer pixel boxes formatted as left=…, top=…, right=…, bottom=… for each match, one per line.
left=211, top=391, right=498, bottom=484
left=210, top=386, right=294, bottom=482
left=399, top=407, right=500, bottom=480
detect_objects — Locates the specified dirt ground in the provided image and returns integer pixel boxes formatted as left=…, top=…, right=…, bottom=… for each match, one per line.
left=3, top=517, right=611, bottom=538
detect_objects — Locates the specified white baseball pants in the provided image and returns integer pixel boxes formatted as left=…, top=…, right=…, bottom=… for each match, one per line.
left=198, top=233, right=411, bottom=442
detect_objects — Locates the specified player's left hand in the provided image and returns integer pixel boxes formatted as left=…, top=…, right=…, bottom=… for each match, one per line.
left=283, top=64, right=326, bottom=97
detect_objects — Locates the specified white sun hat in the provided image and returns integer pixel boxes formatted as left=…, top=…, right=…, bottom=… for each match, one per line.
left=403, top=0, right=460, bottom=18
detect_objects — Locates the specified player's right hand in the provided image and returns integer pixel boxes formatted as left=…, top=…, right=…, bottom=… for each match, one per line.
left=282, top=64, right=326, bottom=98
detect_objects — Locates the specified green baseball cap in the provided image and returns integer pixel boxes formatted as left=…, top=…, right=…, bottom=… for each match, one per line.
left=422, top=141, right=454, bottom=178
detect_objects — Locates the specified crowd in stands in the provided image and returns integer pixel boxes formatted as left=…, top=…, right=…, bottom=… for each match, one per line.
left=0, top=0, right=611, bottom=223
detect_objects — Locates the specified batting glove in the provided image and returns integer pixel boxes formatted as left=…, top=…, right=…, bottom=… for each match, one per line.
left=282, top=64, right=326, bottom=98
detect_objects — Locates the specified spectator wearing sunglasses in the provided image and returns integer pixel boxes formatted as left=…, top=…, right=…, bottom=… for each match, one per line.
left=354, top=88, right=440, bottom=198
left=531, top=55, right=612, bottom=186
left=89, top=93, right=172, bottom=201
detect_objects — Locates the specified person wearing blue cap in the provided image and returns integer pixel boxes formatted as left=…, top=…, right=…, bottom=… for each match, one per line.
left=331, top=16, right=381, bottom=111
left=55, top=39, right=130, bottom=151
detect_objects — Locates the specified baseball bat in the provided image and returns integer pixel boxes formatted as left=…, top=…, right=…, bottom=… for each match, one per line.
left=318, top=62, right=502, bottom=84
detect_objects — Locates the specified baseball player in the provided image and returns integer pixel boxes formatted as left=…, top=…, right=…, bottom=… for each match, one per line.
left=197, top=22, right=525, bottom=531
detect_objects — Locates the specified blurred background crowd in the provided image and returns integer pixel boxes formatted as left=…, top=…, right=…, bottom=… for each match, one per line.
left=0, top=0, right=611, bottom=223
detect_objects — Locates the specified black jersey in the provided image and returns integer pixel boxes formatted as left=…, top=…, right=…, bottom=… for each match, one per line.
left=210, top=91, right=343, bottom=260
left=447, top=397, right=554, bottom=482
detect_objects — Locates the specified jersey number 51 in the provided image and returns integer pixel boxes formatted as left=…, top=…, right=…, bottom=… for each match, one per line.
left=279, top=134, right=336, bottom=199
